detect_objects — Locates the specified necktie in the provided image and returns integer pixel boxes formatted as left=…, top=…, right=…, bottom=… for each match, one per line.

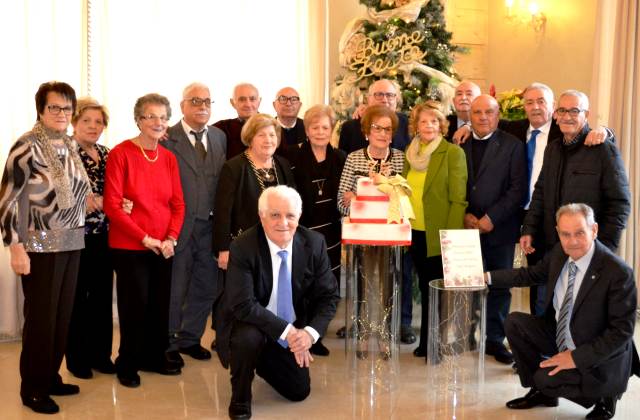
left=526, top=129, right=541, bottom=204
left=277, top=250, right=294, bottom=348
left=556, top=261, right=577, bottom=352
left=190, top=130, right=207, bottom=161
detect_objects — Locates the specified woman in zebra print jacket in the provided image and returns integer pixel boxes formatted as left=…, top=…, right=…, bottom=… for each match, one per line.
left=0, top=81, right=91, bottom=414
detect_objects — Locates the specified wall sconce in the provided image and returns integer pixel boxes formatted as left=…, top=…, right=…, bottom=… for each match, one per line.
left=505, top=0, right=547, bottom=33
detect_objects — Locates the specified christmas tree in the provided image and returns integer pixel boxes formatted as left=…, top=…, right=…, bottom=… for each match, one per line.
left=331, top=0, right=465, bottom=121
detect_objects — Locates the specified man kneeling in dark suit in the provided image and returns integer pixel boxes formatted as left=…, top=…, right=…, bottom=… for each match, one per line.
left=217, top=185, right=339, bottom=419
left=487, top=203, right=639, bottom=419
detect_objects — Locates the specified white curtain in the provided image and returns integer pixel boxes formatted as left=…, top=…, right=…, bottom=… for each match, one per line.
left=0, top=0, right=327, bottom=340
left=87, top=0, right=327, bottom=148
left=591, top=0, right=640, bottom=286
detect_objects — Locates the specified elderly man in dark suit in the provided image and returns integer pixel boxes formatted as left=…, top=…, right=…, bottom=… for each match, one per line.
left=461, top=94, right=527, bottom=364
left=214, top=83, right=261, bottom=159
left=218, top=185, right=339, bottom=420
left=162, top=82, right=227, bottom=368
left=446, top=80, right=481, bottom=142
left=488, top=203, right=639, bottom=419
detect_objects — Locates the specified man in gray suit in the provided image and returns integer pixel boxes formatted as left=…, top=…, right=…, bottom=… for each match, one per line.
left=162, top=82, right=227, bottom=366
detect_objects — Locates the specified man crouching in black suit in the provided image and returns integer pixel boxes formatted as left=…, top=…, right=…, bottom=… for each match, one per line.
left=487, top=203, right=639, bottom=419
left=217, top=185, right=339, bottom=419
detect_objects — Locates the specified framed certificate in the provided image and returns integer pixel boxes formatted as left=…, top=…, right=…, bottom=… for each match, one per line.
left=439, top=229, right=485, bottom=288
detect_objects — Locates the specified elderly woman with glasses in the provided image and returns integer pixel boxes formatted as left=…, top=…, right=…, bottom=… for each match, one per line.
left=337, top=104, right=405, bottom=216
left=0, top=81, right=91, bottom=414
left=213, top=113, right=296, bottom=272
left=65, top=98, right=116, bottom=380
left=104, top=93, right=185, bottom=388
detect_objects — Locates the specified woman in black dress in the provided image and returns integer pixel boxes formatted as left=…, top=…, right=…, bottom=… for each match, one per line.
left=287, top=105, right=346, bottom=355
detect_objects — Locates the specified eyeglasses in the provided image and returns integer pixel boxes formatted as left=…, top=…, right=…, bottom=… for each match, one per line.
left=139, top=114, right=169, bottom=122
left=276, top=95, right=300, bottom=104
left=372, top=92, right=397, bottom=100
left=47, top=105, right=73, bottom=115
left=370, top=123, right=393, bottom=134
left=556, top=107, right=585, bottom=117
left=185, top=97, right=212, bottom=107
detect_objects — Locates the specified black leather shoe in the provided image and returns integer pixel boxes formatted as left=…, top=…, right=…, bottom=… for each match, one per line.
left=117, top=372, right=141, bottom=388
left=50, top=382, right=80, bottom=396
left=141, top=362, right=181, bottom=375
left=506, top=388, right=559, bottom=409
left=228, top=402, right=252, bottom=419
left=336, top=326, right=347, bottom=339
left=400, top=325, right=416, bottom=344
left=486, top=340, right=514, bottom=364
left=22, top=395, right=59, bottom=414
left=68, top=366, right=93, bottom=379
left=166, top=350, right=185, bottom=367
left=586, top=396, right=617, bottom=419
left=93, top=360, right=116, bottom=374
left=179, top=344, right=212, bottom=360
left=310, top=339, right=330, bottom=356
left=413, top=346, right=426, bottom=357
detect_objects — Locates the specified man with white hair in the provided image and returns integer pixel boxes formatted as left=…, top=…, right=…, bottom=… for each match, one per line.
left=162, top=82, right=227, bottom=368
left=520, top=90, right=630, bottom=263
left=214, top=83, right=261, bottom=159
left=216, top=186, right=339, bottom=419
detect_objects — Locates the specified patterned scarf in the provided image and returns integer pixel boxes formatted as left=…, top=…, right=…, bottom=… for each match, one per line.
left=405, top=135, right=442, bottom=172
left=32, top=121, right=90, bottom=209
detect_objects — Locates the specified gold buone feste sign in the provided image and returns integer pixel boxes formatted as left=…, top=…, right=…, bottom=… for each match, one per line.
left=347, top=30, right=427, bottom=81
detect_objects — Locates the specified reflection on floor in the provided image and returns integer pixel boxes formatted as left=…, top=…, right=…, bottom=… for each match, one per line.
left=1, top=294, right=639, bottom=419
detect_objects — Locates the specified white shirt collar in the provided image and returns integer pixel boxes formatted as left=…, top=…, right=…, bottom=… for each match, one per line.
left=568, top=240, right=596, bottom=273
left=265, top=233, right=293, bottom=256
left=472, top=130, right=494, bottom=140
left=528, top=119, right=552, bottom=137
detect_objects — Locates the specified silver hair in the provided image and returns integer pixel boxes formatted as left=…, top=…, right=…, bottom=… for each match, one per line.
left=555, top=203, right=596, bottom=226
left=559, top=89, right=589, bottom=110
left=258, top=185, right=302, bottom=217
left=523, top=82, right=554, bottom=104
left=232, top=82, right=259, bottom=100
left=182, top=82, right=210, bottom=99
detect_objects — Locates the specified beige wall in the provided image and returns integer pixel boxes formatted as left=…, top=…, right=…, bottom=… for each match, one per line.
left=328, top=0, right=597, bottom=100
left=486, top=0, right=597, bottom=97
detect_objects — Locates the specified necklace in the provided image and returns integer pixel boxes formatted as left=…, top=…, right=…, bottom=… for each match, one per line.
left=313, top=178, right=326, bottom=196
left=245, top=151, right=280, bottom=190
left=135, top=139, right=158, bottom=163
left=365, top=146, right=391, bottom=176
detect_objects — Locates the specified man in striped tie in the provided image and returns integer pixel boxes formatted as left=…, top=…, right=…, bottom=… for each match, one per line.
left=486, top=203, right=638, bottom=419
left=217, top=186, right=339, bottom=419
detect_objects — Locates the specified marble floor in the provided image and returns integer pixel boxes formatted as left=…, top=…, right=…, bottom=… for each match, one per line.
left=1, top=295, right=639, bottom=420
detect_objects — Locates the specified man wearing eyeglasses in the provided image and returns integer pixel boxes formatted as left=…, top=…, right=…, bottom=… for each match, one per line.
left=162, top=82, right=228, bottom=368
left=214, top=83, right=262, bottom=159
left=521, top=90, right=630, bottom=262
left=273, top=87, right=305, bottom=153
left=338, top=79, right=410, bottom=154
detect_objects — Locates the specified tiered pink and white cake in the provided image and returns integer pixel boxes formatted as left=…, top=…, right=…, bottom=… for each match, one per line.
left=342, top=177, right=412, bottom=245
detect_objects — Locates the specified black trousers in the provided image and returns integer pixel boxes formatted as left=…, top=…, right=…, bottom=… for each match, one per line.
left=20, top=250, right=81, bottom=398
left=112, top=249, right=172, bottom=375
left=409, top=230, right=444, bottom=351
left=66, top=232, right=114, bottom=371
left=505, top=312, right=596, bottom=408
left=482, top=242, right=514, bottom=343
left=229, top=321, right=310, bottom=406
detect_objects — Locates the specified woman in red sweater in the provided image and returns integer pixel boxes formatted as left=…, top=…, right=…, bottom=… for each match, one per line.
left=104, top=93, right=185, bottom=388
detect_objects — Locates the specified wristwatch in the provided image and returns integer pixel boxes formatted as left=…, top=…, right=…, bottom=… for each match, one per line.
left=166, top=237, right=178, bottom=247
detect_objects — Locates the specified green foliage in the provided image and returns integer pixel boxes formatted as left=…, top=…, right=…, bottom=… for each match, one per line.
left=351, top=0, right=465, bottom=114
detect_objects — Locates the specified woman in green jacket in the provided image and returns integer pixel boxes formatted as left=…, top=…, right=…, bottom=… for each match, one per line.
left=403, top=101, right=468, bottom=358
